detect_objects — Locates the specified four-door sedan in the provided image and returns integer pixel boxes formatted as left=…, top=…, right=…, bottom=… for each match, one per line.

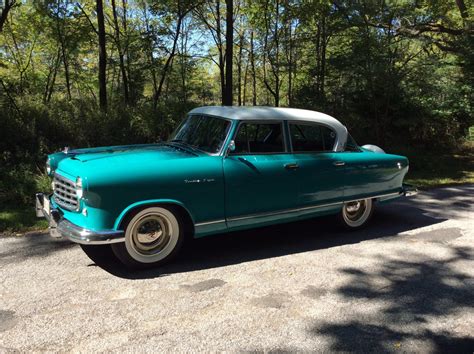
left=36, top=106, right=417, bottom=268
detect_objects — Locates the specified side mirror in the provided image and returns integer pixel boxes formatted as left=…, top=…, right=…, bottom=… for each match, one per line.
left=226, top=140, right=236, bottom=156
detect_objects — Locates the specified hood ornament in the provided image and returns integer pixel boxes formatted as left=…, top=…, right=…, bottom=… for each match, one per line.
left=63, top=146, right=70, bottom=154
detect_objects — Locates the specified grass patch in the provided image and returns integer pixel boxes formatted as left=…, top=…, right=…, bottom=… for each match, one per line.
left=0, top=208, right=48, bottom=235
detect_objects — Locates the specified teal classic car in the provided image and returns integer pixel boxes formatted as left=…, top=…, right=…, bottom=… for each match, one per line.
left=36, top=106, right=416, bottom=268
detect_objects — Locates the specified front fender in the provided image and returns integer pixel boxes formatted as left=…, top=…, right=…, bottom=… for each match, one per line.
left=113, top=199, right=196, bottom=230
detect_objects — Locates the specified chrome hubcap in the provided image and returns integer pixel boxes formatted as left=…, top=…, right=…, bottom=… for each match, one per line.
left=344, top=200, right=367, bottom=221
left=131, top=215, right=171, bottom=255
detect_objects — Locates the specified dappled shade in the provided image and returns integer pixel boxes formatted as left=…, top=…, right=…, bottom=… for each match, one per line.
left=312, top=246, right=474, bottom=352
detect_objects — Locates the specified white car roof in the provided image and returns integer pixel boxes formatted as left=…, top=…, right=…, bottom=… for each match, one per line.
left=189, top=106, right=348, bottom=151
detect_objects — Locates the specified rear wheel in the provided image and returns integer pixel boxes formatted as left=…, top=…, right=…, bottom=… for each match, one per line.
left=339, top=198, right=374, bottom=230
left=111, top=206, right=184, bottom=269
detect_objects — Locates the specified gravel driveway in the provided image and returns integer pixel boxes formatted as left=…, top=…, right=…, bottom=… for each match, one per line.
left=1, top=185, right=473, bottom=352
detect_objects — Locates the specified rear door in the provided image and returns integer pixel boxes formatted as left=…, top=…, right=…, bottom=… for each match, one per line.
left=224, top=121, right=299, bottom=227
left=288, top=122, right=345, bottom=207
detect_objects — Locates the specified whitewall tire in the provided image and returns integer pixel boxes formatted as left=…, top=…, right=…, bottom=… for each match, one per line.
left=111, top=206, right=184, bottom=269
left=339, top=198, right=374, bottom=229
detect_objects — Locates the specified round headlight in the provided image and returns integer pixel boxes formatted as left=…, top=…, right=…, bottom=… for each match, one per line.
left=76, top=177, right=83, bottom=199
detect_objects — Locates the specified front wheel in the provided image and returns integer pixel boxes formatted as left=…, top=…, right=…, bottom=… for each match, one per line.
left=339, top=198, right=374, bottom=230
left=111, top=206, right=185, bottom=269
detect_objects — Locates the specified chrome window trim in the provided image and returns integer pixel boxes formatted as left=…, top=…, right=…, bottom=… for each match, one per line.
left=188, top=106, right=349, bottom=151
left=172, top=114, right=234, bottom=157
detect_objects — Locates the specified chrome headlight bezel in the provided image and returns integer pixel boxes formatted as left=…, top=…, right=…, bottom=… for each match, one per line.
left=76, top=177, right=83, bottom=199
left=46, top=159, right=52, bottom=175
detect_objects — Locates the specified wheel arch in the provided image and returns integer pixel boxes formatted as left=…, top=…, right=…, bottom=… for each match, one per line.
left=114, top=199, right=195, bottom=237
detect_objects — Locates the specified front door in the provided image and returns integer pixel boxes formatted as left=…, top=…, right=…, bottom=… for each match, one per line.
left=224, top=121, right=298, bottom=227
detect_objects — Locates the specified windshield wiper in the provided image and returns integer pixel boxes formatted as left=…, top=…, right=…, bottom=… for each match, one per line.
left=163, top=142, right=198, bottom=156
left=168, top=140, right=205, bottom=154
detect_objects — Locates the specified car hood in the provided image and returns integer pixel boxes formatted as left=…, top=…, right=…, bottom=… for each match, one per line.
left=51, top=143, right=200, bottom=180
left=64, top=143, right=196, bottom=163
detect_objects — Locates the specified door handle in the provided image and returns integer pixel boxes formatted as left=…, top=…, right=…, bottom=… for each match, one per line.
left=284, top=163, right=299, bottom=170
left=333, top=161, right=345, bottom=167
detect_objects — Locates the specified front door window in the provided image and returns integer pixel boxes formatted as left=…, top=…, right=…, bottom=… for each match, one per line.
left=232, top=122, right=285, bottom=154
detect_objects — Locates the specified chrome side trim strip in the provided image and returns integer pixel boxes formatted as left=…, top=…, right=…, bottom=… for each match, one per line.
left=226, top=191, right=403, bottom=223
left=346, top=192, right=401, bottom=204
left=228, top=201, right=343, bottom=223
left=195, top=219, right=226, bottom=227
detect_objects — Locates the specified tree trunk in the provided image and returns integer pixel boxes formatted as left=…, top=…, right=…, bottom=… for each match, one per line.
left=320, top=16, right=326, bottom=98
left=273, top=0, right=280, bottom=107
left=223, top=0, right=233, bottom=106
left=43, top=46, right=61, bottom=103
left=455, top=0, right=468, bottom=20
left=250, top=30, right=256, bottom=105
left=237, top=33, right=243, bottom=106
left=0, top=0, right=16, bottom=32
left=215, top=0, right=225, bottom=105
left=243, top=60, right=249, bottom=106
left=55, top=2, right=72, bottom=101
left=153, top=13, right=183, bottom=109
left=315, top=21, right=321, bottom=96
left=262, top=0, right=280, bottom=107
left=287, top=20, right=293, bottom=106
left=111, top=0, right=129, bottom=104
left=180, top=19, right=188, bottom=105
left=59, top=36, right=71, bottom=100
left=143, top=5, right=158, bottom=104
left=96, top=0, right=107, bottom=111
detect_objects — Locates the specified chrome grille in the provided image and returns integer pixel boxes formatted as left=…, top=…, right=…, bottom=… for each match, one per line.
left=53, top=174, right=78, bottom=211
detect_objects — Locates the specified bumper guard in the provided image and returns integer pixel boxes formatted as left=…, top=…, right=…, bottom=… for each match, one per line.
left=402, top=183, right=418, bottom=197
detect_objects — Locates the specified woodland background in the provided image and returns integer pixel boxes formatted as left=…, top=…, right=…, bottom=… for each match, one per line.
left=0, top=0, right=472, bottom=230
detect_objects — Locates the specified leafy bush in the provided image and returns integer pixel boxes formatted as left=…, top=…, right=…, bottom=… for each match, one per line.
left=0, top=95, right=199, bottom=209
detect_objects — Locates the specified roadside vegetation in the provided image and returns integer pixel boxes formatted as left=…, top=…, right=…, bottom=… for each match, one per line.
left=0, top=0, right=472, bottom=233
left=0, top=210, right=48, bottom=235
left=401, top=143, right=474, bottom=188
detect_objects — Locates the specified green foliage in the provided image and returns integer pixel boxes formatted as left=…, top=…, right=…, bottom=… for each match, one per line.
left=397, top=143, right=474, bottom=188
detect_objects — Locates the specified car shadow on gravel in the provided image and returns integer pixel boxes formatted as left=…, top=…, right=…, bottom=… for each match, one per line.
left=309, top=245, right=474, bottom=353
left=88, top=201, right=448, bottom=279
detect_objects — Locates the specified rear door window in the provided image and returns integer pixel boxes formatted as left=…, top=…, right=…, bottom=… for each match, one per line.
left=289, top=123, right=336, bottom=152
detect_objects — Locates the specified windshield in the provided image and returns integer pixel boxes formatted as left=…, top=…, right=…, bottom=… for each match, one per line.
left=169, top=115, right=231, bottom=154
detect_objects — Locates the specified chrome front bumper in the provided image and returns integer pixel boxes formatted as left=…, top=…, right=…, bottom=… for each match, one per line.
left=35, top=193, right=125, bottom=245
